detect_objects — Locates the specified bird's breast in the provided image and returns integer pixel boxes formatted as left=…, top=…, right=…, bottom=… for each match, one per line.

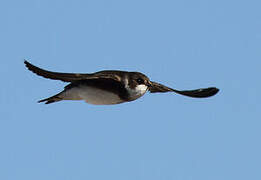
left=125, top=84, right=148, bottom=101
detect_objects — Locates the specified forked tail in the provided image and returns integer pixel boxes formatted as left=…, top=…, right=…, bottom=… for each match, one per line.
left=38, top=93, right=63, bottom=104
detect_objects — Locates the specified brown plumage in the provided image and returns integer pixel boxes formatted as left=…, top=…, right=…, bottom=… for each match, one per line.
left=24, top=60, right=219, bottom=104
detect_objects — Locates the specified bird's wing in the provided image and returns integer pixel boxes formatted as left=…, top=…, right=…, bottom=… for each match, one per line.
left=24, top=61, right=122, bottom=82
left=149, top=81, right=219, bottom=98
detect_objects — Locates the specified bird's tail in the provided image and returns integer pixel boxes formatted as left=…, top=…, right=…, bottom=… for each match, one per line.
left=38, top=93, right=63, bottom=104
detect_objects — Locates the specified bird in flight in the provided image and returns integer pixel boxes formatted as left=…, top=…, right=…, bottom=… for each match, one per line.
left=24, top=61, right=219, bottom=105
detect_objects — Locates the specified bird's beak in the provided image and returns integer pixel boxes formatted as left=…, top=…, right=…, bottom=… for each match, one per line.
left=147, top=81, right=152, bottom=87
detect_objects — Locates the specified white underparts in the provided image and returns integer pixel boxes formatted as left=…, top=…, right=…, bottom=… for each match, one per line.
left=59, top=84, right=148, bottom=105
left=126, top=84, right=148, bottom=100
left=61, top=85, right=124, bottom=105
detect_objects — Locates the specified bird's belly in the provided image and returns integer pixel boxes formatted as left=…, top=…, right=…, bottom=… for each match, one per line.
left=63, top=86, right=124, bottom=105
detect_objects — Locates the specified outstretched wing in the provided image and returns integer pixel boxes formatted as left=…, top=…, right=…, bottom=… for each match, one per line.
left=149, top=81, right=219, bottom=98
left=24, top=61, right=123, bottom=82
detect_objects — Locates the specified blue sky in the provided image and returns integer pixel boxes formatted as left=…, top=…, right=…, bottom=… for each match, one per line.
left=1, top=0, right=261, bottom=179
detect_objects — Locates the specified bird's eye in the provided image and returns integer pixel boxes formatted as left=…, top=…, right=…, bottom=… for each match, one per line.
left=136, top=78, right=144, bottom=84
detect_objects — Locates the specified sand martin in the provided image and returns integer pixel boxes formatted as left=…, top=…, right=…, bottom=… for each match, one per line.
left=24, top=61, right=219, bottom=105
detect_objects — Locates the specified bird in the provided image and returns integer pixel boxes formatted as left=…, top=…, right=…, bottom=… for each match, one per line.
left=24, top=61, right=219, bottom=105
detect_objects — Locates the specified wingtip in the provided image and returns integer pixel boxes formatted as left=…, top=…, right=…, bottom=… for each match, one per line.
left=24, top=59, right=29, bottom=64
left=172, top=86, right=220, bottom=98
left=208, top=87, right=220, bottom=96
left=24, top=60, right=32, bottom=69
left=24, top=60, right=43, bottom=75
left=38, top=99, right=45, bottom=103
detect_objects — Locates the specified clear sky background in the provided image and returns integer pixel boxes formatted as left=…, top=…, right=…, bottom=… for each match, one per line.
left=1, top=0, right=260, bottom=179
